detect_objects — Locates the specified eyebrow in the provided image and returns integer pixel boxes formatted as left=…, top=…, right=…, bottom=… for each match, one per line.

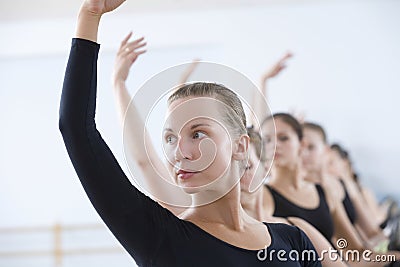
left=190, top=123, right=210, bottom=130
left=163, top=123, right=211, bottom=133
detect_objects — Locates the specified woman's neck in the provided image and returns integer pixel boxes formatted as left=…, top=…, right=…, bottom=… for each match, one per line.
left=184, top=184, right=249, bottom=231
left=241, top=186, right=265, bottom=221
left=270, top=164, right=302, bottom=189
left=304, top=168, right=323, bottom=184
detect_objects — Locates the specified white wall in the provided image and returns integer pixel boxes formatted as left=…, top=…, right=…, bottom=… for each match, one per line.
left=1, top=0, right=399, bottom=266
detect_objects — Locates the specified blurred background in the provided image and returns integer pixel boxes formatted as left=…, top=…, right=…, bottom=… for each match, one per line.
left=1, top=0, right=399, bottom=266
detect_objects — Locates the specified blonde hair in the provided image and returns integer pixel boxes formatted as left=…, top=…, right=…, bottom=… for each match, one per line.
left=168, top=82, right=247, bottom=138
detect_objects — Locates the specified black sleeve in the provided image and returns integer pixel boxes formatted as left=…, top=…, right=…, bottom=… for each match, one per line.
left=297, top=227, right=322, bottom=267
left=59, top=38, right=172, bottom=265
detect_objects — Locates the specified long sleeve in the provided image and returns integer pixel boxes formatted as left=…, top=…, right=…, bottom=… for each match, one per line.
left=59, top=38, right=172, bottom=265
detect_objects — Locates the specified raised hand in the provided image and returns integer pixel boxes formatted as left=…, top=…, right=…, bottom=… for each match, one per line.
left=113, top=32, right=147, bottom=86
left=81, top=0, right=127, bottom=16
left=261, top=52, right=293, bottom=83
left=76, top=0, right=127, bottom=42
left=252, top=52, right=293, bottom=128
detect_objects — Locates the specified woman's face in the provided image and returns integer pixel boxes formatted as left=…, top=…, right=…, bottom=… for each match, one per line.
left=326, top=149, right=346, bottom=177
left=262, top=118, right=301, bottom=169
left=301, top=128, right=327, bottom=172
left=240, top=144, right=267, bottom=192
left=163, top=97, right=241, bottom=194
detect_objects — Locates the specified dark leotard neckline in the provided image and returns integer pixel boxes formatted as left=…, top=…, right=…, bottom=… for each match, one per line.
left=185, top=220, right=275, bottom=252
left=265, top=184, right=334, bottom=242
left=266, top=184, right=321, bottom=211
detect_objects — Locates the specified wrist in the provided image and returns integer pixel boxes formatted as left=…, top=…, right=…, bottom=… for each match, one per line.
left=113, top=79, right=127, bottom=90
left=79, top=2, right=104, bottom=18
left=260, top=77, right=269, bottom=85
left=75, top=8, right=102, bottom=42
left=78, top=5, right=102, bottom=22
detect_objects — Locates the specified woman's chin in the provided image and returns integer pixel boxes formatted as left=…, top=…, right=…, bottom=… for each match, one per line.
left=178, top=181, right=203, bottom=194
left=181, top=187, right=201, bottom=195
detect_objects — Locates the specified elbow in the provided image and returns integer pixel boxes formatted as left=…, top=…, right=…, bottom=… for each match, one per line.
left=58, top=110, right=81, bottom=138
left=58, top=112, right=67, bottom=135
left=58, top=100, right=69, bottom=134
left=58, top=117, right=75, bottom=143
left=58, top=107, right=95, bottom=141
left=58, top=110, right=73, bottom=136
left=58, top=116, right=66, bottom=134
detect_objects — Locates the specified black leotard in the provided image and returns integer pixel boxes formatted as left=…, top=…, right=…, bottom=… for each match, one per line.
left=266, top=184, right=334, bottom=243
left=59, top=38, right=321, bottom=267
left=340, top=179, right=357, bottom=224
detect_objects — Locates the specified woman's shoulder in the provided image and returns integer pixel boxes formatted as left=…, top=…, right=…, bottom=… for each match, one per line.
left=264, top=222, right=313, bottom=248
left=265, top=222, right=302, bottom=237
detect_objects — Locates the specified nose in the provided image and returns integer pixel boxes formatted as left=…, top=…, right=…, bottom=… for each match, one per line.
left=274, top=139, right=281, bottom=150
left=301, top=148, right=309, bottom=158
left=174, top=136, right=193, bottom=161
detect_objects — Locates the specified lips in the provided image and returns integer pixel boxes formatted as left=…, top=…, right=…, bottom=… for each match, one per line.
left=176, top=169, right=199, bottom=180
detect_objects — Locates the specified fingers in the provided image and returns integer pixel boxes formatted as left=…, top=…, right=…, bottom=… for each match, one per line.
left=279, top=52, right=293, bottom=64
left=118, top=35, right=147, bottom=60
left=118, top=32, right=146, bottom=53
left=120, top=31, right=133, bottom=48
left=125, top=38, right=146, bottom=51
left=283, top=51, right=293, bottom=59
left=269, top=52, right=292, bottom=76
left=124, top=39, right=147, bottom=64
left=132, top=49, right=147, bottom=57
left=113, top=35, right=146, bottom=84
left=123, top=37, right=145, bottom=53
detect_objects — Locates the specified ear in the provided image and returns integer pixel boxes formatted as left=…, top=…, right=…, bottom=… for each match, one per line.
left=298, top=139, right=306, bottom=156
left=232, top=134, right=249, bottom=161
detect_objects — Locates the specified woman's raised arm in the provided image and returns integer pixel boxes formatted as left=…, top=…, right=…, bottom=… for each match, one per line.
left=112, top=33, right=187, bottom=215
left=59, top=1, right=176, bottom=264
left=252, top=52, right=292, bottom=127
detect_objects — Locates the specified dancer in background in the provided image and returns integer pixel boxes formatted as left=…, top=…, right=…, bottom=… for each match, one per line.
left=261, top=113, right=400, bottom=264
left=251, top=53, right=397, bottom=256
left=243, top=126, right=396, bottom=267
left=302, top=123, right=390, bottom=251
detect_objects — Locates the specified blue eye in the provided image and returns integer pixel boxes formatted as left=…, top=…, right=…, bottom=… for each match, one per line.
left=193, top=131, right=206, bottom=139
left=166, top=135, right=177, bottom=144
